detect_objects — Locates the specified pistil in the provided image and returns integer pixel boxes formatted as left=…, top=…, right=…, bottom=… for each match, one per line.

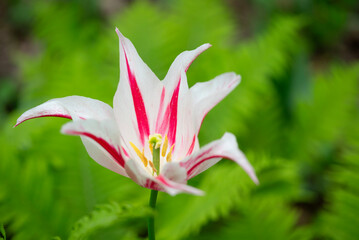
left=130, top=134, right=174, bottom=175
left=149, top=134, right=162, bottom=174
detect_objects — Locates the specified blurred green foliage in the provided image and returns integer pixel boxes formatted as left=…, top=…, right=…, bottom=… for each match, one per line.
left=1, top=0, right=358, bottom=239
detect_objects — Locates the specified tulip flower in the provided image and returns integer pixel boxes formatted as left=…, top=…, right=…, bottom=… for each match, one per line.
left=15, top=28, right=258, bottom=197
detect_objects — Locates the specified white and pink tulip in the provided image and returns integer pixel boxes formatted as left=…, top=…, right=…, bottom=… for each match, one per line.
left=15, top=28, right=258, bottom=196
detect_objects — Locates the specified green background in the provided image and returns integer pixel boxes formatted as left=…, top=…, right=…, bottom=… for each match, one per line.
left=0, top=0, right=358, bottom=239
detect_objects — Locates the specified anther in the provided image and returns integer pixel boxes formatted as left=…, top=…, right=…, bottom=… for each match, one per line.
left=130, top=142, right=148, bottom=167
left=161, top=135, right=168, bottom=157
left=149, top=142, right=153, bottom=155
left=148, top=161, right=157, bottom=175
left=166, top=144, right=175, bottom=162
left=142, top=148, right=149, bottom=166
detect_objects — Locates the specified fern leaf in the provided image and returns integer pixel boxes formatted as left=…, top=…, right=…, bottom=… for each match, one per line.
left=68, top=202, right=151, bottom=240
left=0, top=224, right=5, bottom=240
left=158, top=154, right=302, bottom=239
left=316, top=123, right=359, bottom=240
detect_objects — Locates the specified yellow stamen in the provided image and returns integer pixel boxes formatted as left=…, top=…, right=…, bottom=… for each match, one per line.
left=142, top=148, right=149, bottom=166
left=149, top=142, right=153, bottom=155
left=166, top=144, right=175, bottom=162
left=130, top=142, right=148, bottom=167
left=161, top=135, right=168, bottom=157
left=148, top=161, right=157, bottom=174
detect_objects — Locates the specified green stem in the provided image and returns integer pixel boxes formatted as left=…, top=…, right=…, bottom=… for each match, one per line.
left=148, top=145, right=161, bottom=240
left=152, top=147, right=160, bottom=175
left=148, top=190, right=158, bottom=240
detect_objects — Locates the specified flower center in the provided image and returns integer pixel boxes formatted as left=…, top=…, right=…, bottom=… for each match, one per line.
left=129, top=134, right=174, bottom=175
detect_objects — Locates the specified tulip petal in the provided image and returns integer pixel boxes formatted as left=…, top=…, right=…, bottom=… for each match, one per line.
left=123, top=158, right=152, bottom=187
left=153, top=175, right=204, bottom=196
left=180, top=133, right=259, bottom=184
left=124, top=159, right=203, bottom=196
left=190, top=72, right=241, bottom=133
left=154, top=45, right=211, bottom=159
left=61, top=119, right=128, bottom=177
left=156, top=44, right=211, bottom=140
left=156, top=71, right=200, bottom=162
left=172, top=85, right=200, bottom=160
left=162, top=43, right=211, bottom=92
left=14, top=96, right=126, bottom=176
left=113, top=29, right=163, bottom=149
left=15, top=96, right=113, bottom=127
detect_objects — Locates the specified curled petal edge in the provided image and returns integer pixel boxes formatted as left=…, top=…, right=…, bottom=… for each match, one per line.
left=15, top=96, right=114, bottom=127
left=180, top=132, right=259, bottom=184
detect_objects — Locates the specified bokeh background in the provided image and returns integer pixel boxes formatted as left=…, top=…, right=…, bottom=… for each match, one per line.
left=1, top=0, right=359, bottom=239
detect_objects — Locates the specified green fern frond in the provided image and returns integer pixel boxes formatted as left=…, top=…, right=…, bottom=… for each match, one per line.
left=0, top=224, right=5, bottom=240
left=316, top=122, right=359, bottom=240
left=158, top=154, right=302, bottom=239
left=4, top=0, right=358, bottom=239
left=188, top=198, right=312, bottom=240
left=199, top=16, right=304, bottom=142
left=68, top=202, right=151, bottom=240
left=290, top=64, right=359, bottom=161
left=157, top=165, right=252, bottom=240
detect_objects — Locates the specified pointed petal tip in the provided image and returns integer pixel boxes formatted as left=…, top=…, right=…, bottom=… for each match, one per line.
left=166, top=187, right=205, bottom=196
left=202, top=43, right=212, bottom=50
left=195, top=43, right=212, bottom=55
left=14, top=112, right=32, bottom=127
left=14, top=114, right=30, bottom=128
left=236, top=74, right=242, bottom=84
left=225, top=72, right=241, bottom=87
left=250, top=173, right=260, bottom=185
left=228, top=72, right=241, bottom=81
left=14, top=113, right=27, bottom=128
left=195, top=189, right=205, bottom=196
left=115, top=27, right=120, bottom=35
left=13, top=120, right=20, bottom=128
left=115, top=27, right=125, bottom=40
left=240, top=156, right=260, bottom=185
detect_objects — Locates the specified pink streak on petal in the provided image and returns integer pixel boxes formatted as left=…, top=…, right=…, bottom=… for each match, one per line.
left=156, top=175, right=180, bottom=191
left=155, top=175, right=204, bottom=195
left=186, top=135, right=196, bottom=156
left=122, top=147, right=130, bottom=158
left=66, top=130, right=125, bottom=167
left=155, top=87, right=166, bottom=132
left=186, top=154, right=225, bottom=178
left=180, top=148, right=211, bottom=169
left=157, top=102, right=170, bottom=134
left=14, top=114, right=72, bottom=127
left=123, top=46, right=150, bottom=145
left=156, top=175, right=171, bottom=185
left=144, top=176, right=204, bottom=195
left=145, top=179, right=159, bottom=190
left=167, top=78, right=181, bottom=145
